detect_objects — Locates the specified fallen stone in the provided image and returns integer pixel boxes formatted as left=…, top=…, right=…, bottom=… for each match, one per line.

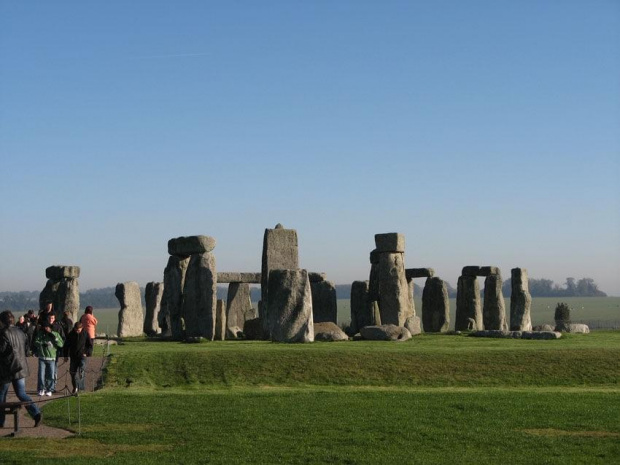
left=374, top=233, right=405, bottom=253
left=360, top=324, right=412, bottom=342
left=116, top=282, right=144, bottom=338
left=471, top=330, right=561, bottom=340
left=168, top=235, right=216, bottom=257
left=46, top=265, right=80, bottom=280
left=556, top=323, right=590, bottom=334
left=533, top=324, right=555, bottom=331
left=314, top=322, right=348, bottom=342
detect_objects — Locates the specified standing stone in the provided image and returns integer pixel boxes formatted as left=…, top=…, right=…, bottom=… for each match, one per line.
left=182, top=252, right=217, bottom=340
left=116, top=282, right=144, bottom=337
left=483, top=274, right=507, bottom=331
left=422, top=277, right=450, bottom=332
left=260, top=224, right=299, bottom=336
left=226, top=282, right=257, bottom=338
left=215, top=299, right=226, bottom=341
left=350, top=281, right=374, bottom=334
left=455, top=275, right=482, bottom=331
left=39, top=279, right=60, bottom=311
left=56, top=278, right=80, bottom=322
left=406, top=278, right=416, bottom=318
left=510, top=268, right=532, bottom=331
left=267, top=269, right=313, bottom=343
left=368, top=250, right=380, bottom=302
left=371, top=233, right=414, bottom=326
left=162, top=255, right=189, bottom=340
left=144, top=282, right=164, bottom=335
left=39, top=266, right=81, bottom=321
left=310, top=279, right=337, bottom=324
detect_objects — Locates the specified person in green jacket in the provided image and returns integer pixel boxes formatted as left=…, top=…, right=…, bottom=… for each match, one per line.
left=34, top=314, right=64, bottom=396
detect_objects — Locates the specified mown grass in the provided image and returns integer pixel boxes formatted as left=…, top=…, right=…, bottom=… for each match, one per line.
left=1, top=331, right=618, bottom=464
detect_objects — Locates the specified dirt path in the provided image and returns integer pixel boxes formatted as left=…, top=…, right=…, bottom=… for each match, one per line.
left=2, top=355, right=107, bottom=438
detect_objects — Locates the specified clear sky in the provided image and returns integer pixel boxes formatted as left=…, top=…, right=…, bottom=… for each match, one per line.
left=1, top=1, right=619, bottom=295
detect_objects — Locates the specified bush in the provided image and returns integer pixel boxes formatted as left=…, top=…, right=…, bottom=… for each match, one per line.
left=554, top=302, right=571, bottom=322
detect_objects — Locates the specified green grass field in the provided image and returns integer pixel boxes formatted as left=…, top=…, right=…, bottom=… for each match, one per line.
left=1, top=332, right=619, bottom=464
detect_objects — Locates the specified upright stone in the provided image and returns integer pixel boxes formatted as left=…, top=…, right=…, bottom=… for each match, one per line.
left=56, top=278, right=80, bottom=322
left=215, top=299, right=226, bottom=341
left=310, top=279, right=337, bottom=323
left=260, top=224, right=299, bottom=336
left=144, top=282, right=164, bottom=335
left=182, top=252, right=217, bottom=340
left=350, top=280, right=374, bottom=334
left=162, top=255, right=189, bottom=340
left=455, top=275, right=482, bottom=331
left=368, top=250, right=380, bottom=302
left=483, top=274, right=507, bottom=331
left=372, top=233, right=413, bottom=326
left=39, top=280, right=60, bottom=311
left=510, top=268, right=532, bottom=331
left=39, top=266, right=81, bottom=321
left=267, top=269, right=313, bottom=343
left=226, top=282, right=257, bottom=338
left=116, top=282, right=144, bottom=337
left=422, top=277, right=450, bottom=332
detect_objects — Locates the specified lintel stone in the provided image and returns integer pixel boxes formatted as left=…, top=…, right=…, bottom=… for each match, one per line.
left=168, top=235, right=216, bottom=257
left=374, top=233, right=405, bottom=253
left=461, top=266, right=500, bottom=277
left=405, top=268, right=435, bottom=280
left=46, top=265, right=80, bottom=280
left=217, top=272, right=261, bottom=283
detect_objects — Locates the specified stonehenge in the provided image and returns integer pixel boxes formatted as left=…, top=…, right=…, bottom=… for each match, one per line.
left=39, top=226, right=557, bottom=342
left=39, top=265, right=80, bottom=321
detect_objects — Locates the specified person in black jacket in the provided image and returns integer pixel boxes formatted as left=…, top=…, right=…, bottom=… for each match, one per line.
left=0, top=311, right=42, bottom=427
left=64, top=322, right=92, bottom=394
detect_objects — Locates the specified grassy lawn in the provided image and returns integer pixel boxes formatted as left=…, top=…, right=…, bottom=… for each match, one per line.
left=1, top=332, right=619, bottom=464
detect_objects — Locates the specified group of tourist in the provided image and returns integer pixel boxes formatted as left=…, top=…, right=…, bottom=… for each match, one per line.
left=0, top=304, right=98, bottom=428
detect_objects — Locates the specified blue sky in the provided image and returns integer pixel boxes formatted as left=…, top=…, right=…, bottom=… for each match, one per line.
left=1, top=1, right=619, bottom=295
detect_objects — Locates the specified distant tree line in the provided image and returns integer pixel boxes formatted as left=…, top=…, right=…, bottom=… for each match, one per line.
left=0, top=277, right=606, bottom=312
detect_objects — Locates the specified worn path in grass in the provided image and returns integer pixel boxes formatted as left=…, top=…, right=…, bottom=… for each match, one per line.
left=1, top=356, right=106, bottom=438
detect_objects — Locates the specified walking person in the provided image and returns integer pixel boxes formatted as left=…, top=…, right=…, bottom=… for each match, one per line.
left=80, top=306, right=98, bottom=340
left=0, top=311, right=42, bottom=428
left=34, top=314, right=64, bottom=396
left=65, top=322, right=92, bottom=394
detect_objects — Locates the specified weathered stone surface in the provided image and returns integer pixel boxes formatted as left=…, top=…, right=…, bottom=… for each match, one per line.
left=308, top=272, right=327, bottom=283
left=243, top=318, right=263, bottom=340
left=371, top=301, right=382, bottom=325
left=267, top=269, right=313, bottom=343
left=510, top=268, right=532, bottom=331
left=376, top=252, right=414, bottom=326
left=56, top=278, right=80, bottom=322
left=217, top=272, right=261, bottom=284
left=144, top=282, right=164, bottom=335
left=422, top=277, right=450, bottom=333
left=483, top=274, right=507, bottom=331
left=533, top=324, right=555, bottom=331
left=369, top=249, right=379, bottom=265
left=405, top=268, right=435, bottom=280
left=182, top=252, right=217, bottom=340
left=360, top=324, right=412, bottom=342
left=407, top=277, right=416, bottom=318
left=226, top=326, right=244, bottom=339
left=168, top=235, right=216, bottom=257
left=314, top=322, right=348, bottom=342
left=46, top=265, right=80, bottom=280
left=226, top=282, right=257, bottom=338
left=350, top=281, right=374, bottom=334
left=116, top=282, right=144, bottom=337
left=556, top=323, right=590, bottom=334
left=404, top=316, right=422, bottom=336
left=215, top=299, right=226, bottom=341
left=471, top=330, right=561, bottom=340
left=461, top=266, right=500, bottom=277
left=161, top=255, right=189, bottom=339
left=374, top=233, right=405, bottom=253
left=310, top=280, right=337, bottom=324
left=456, top=275, right=482, bottom=331
left=261, top=225, right=299, bottom=336
left=39, top=279, right=60, bottom=312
